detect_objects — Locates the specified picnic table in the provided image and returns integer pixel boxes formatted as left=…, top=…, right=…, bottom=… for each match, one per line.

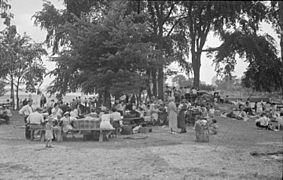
left=55, top=117, right=115, bottom=142
left=122, top=117, right=144, bottom=127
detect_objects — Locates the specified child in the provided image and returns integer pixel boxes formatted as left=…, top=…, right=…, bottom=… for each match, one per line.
left=45, top=117, right=54, bottom=148
left=208, top=119, right=218, bottom=135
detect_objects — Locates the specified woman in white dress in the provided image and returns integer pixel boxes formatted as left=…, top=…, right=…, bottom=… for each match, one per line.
left=167, top=97, right=179, bottom=133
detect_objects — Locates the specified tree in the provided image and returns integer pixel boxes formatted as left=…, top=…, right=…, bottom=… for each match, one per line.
left=213, top=14, right=282, bottom=92
left=0, top=26, right=47, bottom=109
left=34, top=1, right=190, bottom=100
left=0, top=0, right=12, bottom=26
left=172, top=74, right=187, bottom=88
left=42, top=1, right=156, bottom=107
left=0, top=80, right=7, bottom=97
left=181, top=1, right=267, bottom=89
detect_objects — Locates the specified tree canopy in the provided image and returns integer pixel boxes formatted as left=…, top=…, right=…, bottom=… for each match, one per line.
left=0, top=26, right=47, bottom=109
left=32, top=0, right=282, bottom=100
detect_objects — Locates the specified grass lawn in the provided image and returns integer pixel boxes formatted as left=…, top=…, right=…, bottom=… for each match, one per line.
left=0, top=108, right=282, bottom=179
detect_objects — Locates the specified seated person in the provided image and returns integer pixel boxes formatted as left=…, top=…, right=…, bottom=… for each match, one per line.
left=70, top=107, right=79, bottom=118
left=208, top=119, right=218, bottom=135
left=150, top=102, right=160, bottom=122
left=110, top=108, right=122, bottom=121
left=227, top=105, right=247, bottom=120
left=131, top=105, right=141, bottom=117
left=244, top=100, right=253, bottom=115
left=125, top=103, right=133, bottom=111
left=114, top=101, right=125, bottom=116
left=27, top=107, right=44, bottom=126
left=255, top=113, right=273, bottom=130
left=100, top=113, right=114, bottom=130
left=51, top=103, right=63, bottom=119
left=110, top=108, right=122, bottom=134
left=0, top=106, right=10, bottom=124
left=26, top=107, right=44, bottom=138
left=60, top=112, right=75, bottom=135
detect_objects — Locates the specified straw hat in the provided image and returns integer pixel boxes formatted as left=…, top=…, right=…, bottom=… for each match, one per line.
left=64, top=111, right=71, bottom=116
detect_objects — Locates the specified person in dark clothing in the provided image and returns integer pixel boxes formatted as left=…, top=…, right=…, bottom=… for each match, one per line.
left=40, top=94, right=47, bottom=108
left=23, top=98, right=28, bottom=106
left=178, top=104, right=187, bottom=133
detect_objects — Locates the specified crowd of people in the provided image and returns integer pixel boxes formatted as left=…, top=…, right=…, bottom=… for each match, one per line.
left=222, top=98, right=283, bottom=131
left=15, top=91, right=220, bottom=146
left=9, top=90, right=282, bottom=148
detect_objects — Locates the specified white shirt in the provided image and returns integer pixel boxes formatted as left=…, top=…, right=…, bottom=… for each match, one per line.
left=101, top=114, right=111, bottom=122
left=100, top=114, right=114, bottom=129
left=110, top=112, right=121, bottom=121
left=256, top=116, right=270, bottom=126
left=27, top=111, right=44, bottom=124
left=51, top=108, right=63, bottom=118
left=19, top=104, right=33, bottom=116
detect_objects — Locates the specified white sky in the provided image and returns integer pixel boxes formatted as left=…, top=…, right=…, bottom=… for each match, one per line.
left=1, top=0, right=280, bottom=89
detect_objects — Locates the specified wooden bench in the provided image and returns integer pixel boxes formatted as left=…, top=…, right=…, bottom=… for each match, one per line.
left=70, top=128, right=115, bottom=142
left=29, top=124, right=45, bottom=142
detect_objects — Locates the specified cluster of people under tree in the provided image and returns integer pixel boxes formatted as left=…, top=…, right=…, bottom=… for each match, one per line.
left=17, top=90, right=219, bottom=146
left=17, top=90, right=282, bottom=147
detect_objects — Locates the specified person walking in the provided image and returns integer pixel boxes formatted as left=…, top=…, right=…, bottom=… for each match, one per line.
left=168, top=97, right=179, bottom=133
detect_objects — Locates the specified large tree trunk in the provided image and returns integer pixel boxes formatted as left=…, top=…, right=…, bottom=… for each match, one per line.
left=16, top=86, right=19, bottom=110
left=157, top=66, right=164, bottom=100
left=146, top=69, right=152, bottom=99
left=10, top=75, right=14, bottom=110
left=103, top=90, right=111, bottom=108
left=279, top=1, right=283, bottom=94
left=16, top=77, right=20, bottom=110
left=192, top=52, right=201, bottom=89
left=152, top=69, right=157, bottom=97
left=280, top=1, right=283, bottom=58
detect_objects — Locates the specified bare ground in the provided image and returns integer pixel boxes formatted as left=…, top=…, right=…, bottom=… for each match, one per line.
left=0, top=111, right=282, bottom=180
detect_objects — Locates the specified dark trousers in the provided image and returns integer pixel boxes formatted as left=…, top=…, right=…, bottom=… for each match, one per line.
left=256, top=122, right=273, bottom=130
left=24, top=116, right=30, bottom=139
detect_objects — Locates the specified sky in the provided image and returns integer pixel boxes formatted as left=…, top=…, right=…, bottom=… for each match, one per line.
left=1, top=0, right=280, bottom=89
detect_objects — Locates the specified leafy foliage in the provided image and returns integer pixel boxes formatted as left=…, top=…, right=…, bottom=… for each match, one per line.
left=47, top=1, right=157, bottom=100
left=0, top=0, right=13, bottom=26
left=0, top=80, right=7, bottom=96
left=0, top=26, right=47, bottom=108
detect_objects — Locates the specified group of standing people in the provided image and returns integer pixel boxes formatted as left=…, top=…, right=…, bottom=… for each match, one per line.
left=167, top=97, right=187, bottom=134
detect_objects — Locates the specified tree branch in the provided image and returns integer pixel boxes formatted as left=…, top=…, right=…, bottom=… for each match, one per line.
left=162, top=3, right=174, bottom=25
left=166, top=16, right=187, bottom=37
left=201, top=47, right=220, bottom=52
